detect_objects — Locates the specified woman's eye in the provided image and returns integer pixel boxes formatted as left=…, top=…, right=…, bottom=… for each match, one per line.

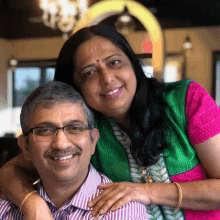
left=84, top=70, right=95, bottom=77
left=111, top=60, right=120, bottom=65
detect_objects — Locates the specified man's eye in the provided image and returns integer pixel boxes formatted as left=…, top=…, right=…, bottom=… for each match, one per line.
left=36, top=127, right=53, bottom=135
left=67, top=126, right=83, bottom=133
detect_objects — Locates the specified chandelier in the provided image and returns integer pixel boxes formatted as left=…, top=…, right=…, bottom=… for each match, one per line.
left=39, top=0, right=88, bottom=39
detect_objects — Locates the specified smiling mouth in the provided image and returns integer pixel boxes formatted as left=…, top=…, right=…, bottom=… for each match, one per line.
left=105, top=88, right=120, bottom=95
left=50, top=153, right=81, bottom=163
left=104, top=87, right=122, bottom=99
left=54, top=155, right=73, bottom=161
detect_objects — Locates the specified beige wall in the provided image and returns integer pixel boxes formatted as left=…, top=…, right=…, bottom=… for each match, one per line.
left=165, top=27, right=220, bottom=95
left=0, top=26, right=220, bottom=106
left=11, top=37, right=65, bottom=60
left=0, top=37, right=64, bottom=108
left=127, top=27, right=220, bottom=94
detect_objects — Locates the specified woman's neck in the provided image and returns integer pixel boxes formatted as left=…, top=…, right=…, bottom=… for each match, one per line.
left=111, top=113, right=131, bottom=133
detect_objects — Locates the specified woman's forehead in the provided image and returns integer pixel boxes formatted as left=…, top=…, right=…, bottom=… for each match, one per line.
left=75, top=36, right=125, bottom=63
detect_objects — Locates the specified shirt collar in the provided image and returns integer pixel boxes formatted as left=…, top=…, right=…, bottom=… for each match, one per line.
left=37, top=164, right=102, bottom=211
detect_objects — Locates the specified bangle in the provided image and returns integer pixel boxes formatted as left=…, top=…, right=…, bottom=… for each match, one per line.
left=20, top=191, right=38, bottom=213
left=173, top=182, right=182, bottom=209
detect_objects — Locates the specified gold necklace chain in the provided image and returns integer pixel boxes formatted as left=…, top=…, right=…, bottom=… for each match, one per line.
left=141, top=167, right=153, bottom=183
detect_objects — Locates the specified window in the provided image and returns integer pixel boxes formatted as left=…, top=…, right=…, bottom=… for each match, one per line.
left=13, top=66, right=55, bottom=107
left=0, top=60, right=56, bottom=138
left=136, top=54, right=153, bottom=78
left=136, top=53, right=184, bottom=82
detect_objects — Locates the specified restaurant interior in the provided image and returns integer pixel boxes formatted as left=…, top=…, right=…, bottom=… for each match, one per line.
left=0, top=0, right=220, bottom=167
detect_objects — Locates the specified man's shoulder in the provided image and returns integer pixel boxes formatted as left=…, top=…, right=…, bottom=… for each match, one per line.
left=99, top=171, right=113, bottom=184
left=0, top=197, right=22, bottom=220
left=90, top=164, right=112, bottom=184
left=103, top=201, right=148, bottom=219
left=90, top=167, right=148, bottom=219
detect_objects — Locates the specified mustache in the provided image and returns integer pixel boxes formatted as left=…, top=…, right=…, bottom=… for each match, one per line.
left=44, top=147, right=82, bottom=158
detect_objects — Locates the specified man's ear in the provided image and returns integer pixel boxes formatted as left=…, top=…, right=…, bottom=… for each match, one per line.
left=17, top=135, right=31, bottom=161
left=91, top=128, right=99, bottom=155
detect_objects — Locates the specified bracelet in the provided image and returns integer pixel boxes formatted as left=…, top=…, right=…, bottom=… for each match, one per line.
left=20, top=191, right=38, bottom=213
left=173, top=182, right=182, bottom=209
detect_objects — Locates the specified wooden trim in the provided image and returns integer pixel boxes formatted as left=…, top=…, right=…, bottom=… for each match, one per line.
left=16, top=59, right=57, bottom=67
left=212, top=51, right=220, bottom=100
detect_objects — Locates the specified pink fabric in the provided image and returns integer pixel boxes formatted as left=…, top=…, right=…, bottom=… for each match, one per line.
left=186, top=81, right=220, bottom=145
left=171, top=164, right=206, bottom=183
left=171, top=164, right=220, bottom=220
left=0, top=165, right=148, bottom=220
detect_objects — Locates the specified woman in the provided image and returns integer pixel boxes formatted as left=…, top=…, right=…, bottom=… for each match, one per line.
left=1, top=25, right=220, bottom=220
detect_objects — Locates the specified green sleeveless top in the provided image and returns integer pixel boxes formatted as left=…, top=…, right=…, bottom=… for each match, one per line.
left=91, top=79, right=199, bottom=181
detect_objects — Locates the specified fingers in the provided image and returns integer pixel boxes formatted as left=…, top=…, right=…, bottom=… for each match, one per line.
left=88, top=184, right=116, bottom=207
left=87, top=182, right=150, bottom=217
left=98, top=182, right=114, bottom=189
left=98, top=193, right=133, bottom=215
left=89, top=187, right=131, bottom=216
left=89, top=189, right=118, bottom=216
left=108, top=194, right=133, bottom=211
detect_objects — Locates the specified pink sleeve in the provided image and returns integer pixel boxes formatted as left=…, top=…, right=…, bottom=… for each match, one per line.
left=186, top=81, right=220, bottom=145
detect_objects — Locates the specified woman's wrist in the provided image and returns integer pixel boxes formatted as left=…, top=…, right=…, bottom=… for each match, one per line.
left=146, top=182, right=179, bottom=208
left=21, top=193, right=51, bottom=217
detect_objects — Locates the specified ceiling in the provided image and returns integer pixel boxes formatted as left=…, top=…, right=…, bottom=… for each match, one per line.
left=1, top=0, right=220, bottom=39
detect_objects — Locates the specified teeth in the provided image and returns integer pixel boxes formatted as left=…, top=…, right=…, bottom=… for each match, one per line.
left=54, top=155, right=73, bottom=161
left=106, top=89, right=119, bottom=95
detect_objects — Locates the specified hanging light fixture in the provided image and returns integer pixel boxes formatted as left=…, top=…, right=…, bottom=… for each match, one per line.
left=183, top=36, right=193, bottom=56
left=8, top=57, right=18, bottom=71
left=39, top=0, right=88, bottom=39
left=115, top=6, right=136, bottom=35
left=182, top=35, right=193, bottom=79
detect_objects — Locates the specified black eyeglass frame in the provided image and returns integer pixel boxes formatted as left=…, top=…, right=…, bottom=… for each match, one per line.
left=25, top=123, right=93, bottom=137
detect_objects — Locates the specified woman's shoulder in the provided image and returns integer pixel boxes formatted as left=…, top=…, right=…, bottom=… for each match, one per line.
left=162, top=79, right=193, bottom=103
left=163, top=79, right=193, bottom=92
left=186, top=81, right=220, bottom=145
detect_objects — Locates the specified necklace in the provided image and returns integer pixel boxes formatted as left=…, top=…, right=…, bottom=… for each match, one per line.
left=141, top=167, right=153, bottom=183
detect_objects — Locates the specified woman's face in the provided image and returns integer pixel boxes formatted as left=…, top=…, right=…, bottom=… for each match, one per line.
left=73, top=36, right=137, bottom=119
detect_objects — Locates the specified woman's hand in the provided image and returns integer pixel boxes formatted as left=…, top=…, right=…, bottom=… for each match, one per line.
left=87, top=182, right=151, bottom=217
left=22, top=193, right=54, bottom=220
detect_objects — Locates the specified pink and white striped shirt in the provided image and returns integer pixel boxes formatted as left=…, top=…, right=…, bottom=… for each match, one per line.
left=0, top=165, right=148, bottom=220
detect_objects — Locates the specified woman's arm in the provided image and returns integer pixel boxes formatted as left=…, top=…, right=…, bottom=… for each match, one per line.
left=0, top=153, right=37, bottom=205
left=88, top=133, right=220, bottom=216
left=150, top=132, right=220, bottom=209
left=0, top=153, right=54, bottom=219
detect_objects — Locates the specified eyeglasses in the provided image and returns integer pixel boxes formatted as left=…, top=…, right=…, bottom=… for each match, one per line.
left=28, top=124, right=91, bottom=142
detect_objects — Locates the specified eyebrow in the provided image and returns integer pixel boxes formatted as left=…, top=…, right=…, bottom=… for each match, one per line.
left=79, top=54, right=122, bottom=73
left=34, top=120, right=85, bottom=128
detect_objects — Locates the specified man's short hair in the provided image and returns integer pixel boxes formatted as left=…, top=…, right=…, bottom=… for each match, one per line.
left=20, top=81, right=95, bottom=139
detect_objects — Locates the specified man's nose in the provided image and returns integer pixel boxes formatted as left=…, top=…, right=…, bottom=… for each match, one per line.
left=52, top=129, right=71, bottom=150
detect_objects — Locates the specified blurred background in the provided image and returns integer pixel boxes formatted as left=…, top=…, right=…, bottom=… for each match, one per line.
left=0, top=0, right=220, bottom=166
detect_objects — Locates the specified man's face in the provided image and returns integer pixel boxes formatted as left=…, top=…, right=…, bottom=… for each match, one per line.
left=19, top=102, right=99, bottom=184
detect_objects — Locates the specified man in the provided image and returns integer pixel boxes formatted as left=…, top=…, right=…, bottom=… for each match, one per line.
left=0, top=81, right=148, bottom=219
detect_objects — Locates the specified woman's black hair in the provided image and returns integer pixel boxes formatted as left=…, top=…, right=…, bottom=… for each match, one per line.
left=55, top=25, right=169, bottom=167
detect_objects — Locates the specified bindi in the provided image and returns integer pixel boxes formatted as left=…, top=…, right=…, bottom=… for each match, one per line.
left=96, top=59, right=99, bottom=62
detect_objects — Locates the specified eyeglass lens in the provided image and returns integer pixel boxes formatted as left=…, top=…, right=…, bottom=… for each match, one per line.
left=32, top=124, right=88, bottom=142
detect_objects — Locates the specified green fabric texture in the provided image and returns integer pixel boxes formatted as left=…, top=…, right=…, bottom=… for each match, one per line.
left=91, top=115, right=131, bottom=182
left=91, top=79, right=199, bottom=181
left=163, top=80, right=200, bottom=175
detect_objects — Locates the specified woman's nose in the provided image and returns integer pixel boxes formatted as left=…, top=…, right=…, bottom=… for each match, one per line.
left=99, top=68, right=114, bottom=84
